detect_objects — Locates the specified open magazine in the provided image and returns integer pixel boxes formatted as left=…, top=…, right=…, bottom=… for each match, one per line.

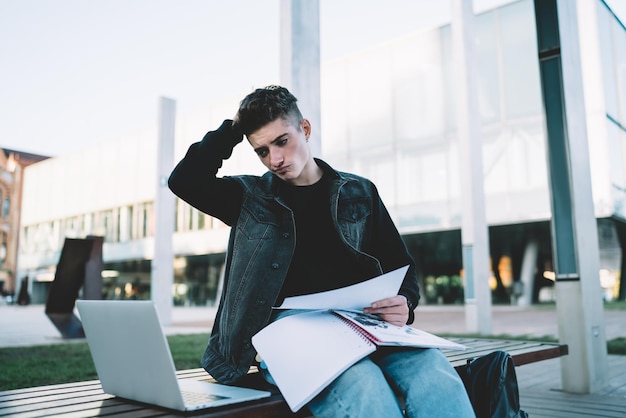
left=333, top=309, right=466, bottom=349
left=251, top=266, right=465, bottom=412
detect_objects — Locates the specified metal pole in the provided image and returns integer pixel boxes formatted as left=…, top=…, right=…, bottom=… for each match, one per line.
left=280, top=0, right=321, bottom=157
left=451, top=0, right=493, bottom=334
left=152, top=97, right=176, bottom=325
left=533, top=0, right=608, bottom=393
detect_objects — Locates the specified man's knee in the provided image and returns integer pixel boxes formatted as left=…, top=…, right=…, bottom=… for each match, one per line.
left=331, top=357, right=388, bottom=393
left=309, top=358, right=404, bottom=418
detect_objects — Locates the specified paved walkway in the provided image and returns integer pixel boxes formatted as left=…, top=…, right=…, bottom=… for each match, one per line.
left=0, top=304, right=217, bottom=348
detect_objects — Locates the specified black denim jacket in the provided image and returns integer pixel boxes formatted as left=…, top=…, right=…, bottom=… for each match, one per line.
left=169, top=120, right=420, bottom=384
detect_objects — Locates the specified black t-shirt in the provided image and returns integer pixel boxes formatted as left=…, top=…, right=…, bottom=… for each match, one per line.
left=276, top=171, right=374, bottom=303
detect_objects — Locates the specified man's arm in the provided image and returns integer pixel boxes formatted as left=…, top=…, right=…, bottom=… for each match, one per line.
left=168, top=119, right=244, bottom=226
left=366, top=183, right=420, bottom=324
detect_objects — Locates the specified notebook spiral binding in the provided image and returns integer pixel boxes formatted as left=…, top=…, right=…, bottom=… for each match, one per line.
left=332, top=312, right=379, bottom=346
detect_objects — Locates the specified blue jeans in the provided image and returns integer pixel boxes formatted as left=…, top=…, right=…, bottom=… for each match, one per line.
left=307, top=347, right=475, bottom=418
left=265, top=310, right=475, bottom=417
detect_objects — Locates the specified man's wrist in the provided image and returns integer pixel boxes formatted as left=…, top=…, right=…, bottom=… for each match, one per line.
left=399, top=294, right=415, bottom=325
left=406, top=299, right=415, bottom=325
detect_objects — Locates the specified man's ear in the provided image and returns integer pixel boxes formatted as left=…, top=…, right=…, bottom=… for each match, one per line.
left=301, top=119, right=311, bottom=139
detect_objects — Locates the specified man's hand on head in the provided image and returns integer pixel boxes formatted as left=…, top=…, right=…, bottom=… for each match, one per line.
left=231, top=114, right=240, bottom=131
left=363, top=295, right=410, bottom=326
left=215, top=119, right=243, bottom=146
left=231, top=114, right=245, bottom=138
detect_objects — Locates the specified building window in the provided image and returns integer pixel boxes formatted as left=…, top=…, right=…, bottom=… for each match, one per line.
left=103, top=210, right=117, bottom=242
left=116, top=210, right=121, bottom=243
left=0, top=231, right=6, bottom=268
left=127, top=205, right=134, bottom=241
left=136, top=203, right=153, bottom=238
left=198, top=212, right=205, bottom=230
left=142, top=206, right=149, bottom=237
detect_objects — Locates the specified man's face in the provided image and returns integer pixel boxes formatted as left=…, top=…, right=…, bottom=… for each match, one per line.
left=247, top=117, right=315, bottom=185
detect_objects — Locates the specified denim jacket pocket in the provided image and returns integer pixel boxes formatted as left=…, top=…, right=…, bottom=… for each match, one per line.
left=236, top=205, right=280, bottom=240
left=338, top=197, right=371, bottom=223
left=337, top=197, right=372, bottom=247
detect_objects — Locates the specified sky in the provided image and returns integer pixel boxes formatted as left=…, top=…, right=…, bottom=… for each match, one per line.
left=1, top=0, right=625, bottom=157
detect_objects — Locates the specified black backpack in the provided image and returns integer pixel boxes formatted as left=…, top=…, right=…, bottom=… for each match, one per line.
left=459, top=350, right=529, bottom=418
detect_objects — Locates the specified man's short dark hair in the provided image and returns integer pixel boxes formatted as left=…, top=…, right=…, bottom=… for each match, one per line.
left=235, top=85, right=303, bottom=136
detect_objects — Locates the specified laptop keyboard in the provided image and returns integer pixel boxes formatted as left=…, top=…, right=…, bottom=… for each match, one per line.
left=181, top=390, right=230, bottom=406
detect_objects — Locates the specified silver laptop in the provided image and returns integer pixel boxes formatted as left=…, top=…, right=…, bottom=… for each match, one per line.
left=76, top=300, right=271, bottom=411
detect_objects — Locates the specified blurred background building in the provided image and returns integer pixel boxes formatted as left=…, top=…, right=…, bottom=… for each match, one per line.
left=0, top=148, right=49, bottom=300
left=12, top=0, right=626, bottom=306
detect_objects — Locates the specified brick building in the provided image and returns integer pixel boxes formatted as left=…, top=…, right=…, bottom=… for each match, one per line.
left=0, top=148, right=49, bottom=297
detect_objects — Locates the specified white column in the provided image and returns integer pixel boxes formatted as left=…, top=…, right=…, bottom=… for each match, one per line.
left=280, top=0, right=321, bottom=157
left=554, top=0, right=608, bottom=393
left=577, top=0, right=611, bottom=214
left=518, top=240, right=539, bottom=307
left=451, top=0, right=492, bottom=334
left=152, top=97, right=176, bottom=325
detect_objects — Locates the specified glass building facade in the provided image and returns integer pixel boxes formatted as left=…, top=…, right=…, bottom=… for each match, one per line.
left=322, top=0, right=551, bottom=231
left=320, top=0, right=625, bottom=304
left=16, top=0, right=626, bottom=306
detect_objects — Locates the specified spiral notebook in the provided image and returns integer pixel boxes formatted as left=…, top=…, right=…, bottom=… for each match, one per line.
left=251, top=309, right=465, bottom=412
left=332, top=310, right=466, bottom=350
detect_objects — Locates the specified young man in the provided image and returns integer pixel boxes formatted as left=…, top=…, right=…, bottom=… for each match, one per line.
left=168, top=86, right=474, bottom=417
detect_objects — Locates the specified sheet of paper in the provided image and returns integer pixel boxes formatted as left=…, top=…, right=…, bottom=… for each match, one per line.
left=275, top=265, right=409, bottom=310
left=251, top=310, right=376, bottom=412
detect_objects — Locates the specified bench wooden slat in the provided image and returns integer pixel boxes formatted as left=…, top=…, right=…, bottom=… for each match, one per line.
left=1, top=398, right=144, bottom=418
left=0, top=339, right=567, bottom=418
left=0, top=380, right=101, bottom=398
left=71, top=403, right=177, bottom=418
left=1, top=389, right=105, bottom=408
left=446, top=339, right=567, bottom=368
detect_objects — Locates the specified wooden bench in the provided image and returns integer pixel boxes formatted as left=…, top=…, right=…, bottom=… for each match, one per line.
left=0, top=338, right=568, bottom=418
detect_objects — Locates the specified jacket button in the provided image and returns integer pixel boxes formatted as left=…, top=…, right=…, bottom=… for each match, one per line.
left=282, top=232, right=290, bottom=239
left=271, top=263, right=279, bottom=270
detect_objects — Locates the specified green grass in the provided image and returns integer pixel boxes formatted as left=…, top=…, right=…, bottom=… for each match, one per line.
left=0, top=333, right=210, bottom=391
left=604, top=300, right=626, bottom=310
left=2, top=332, right=625, bottom=391
left=607, top=337, right=626, bottom=354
